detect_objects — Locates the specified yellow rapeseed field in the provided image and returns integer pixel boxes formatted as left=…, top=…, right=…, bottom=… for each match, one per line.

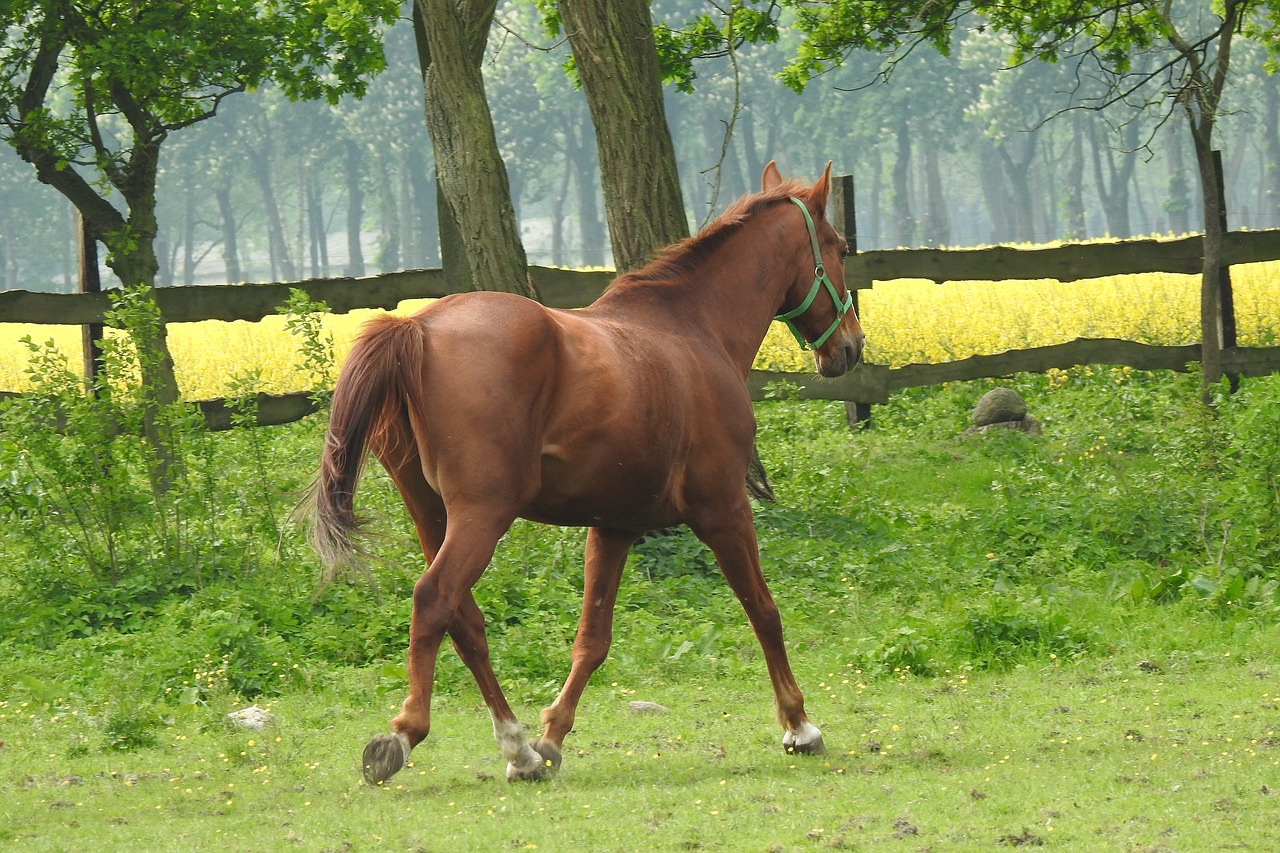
left=2, top=262, right=1277, bottom=399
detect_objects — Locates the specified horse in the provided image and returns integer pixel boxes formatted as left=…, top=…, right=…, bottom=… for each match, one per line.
left=310, top=161, right=865, bottom=785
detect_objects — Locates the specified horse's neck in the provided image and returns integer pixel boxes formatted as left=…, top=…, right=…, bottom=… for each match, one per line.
left=594, top=233, right=791, bottom=373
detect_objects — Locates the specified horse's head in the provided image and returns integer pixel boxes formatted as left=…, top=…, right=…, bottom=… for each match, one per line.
left=764, top=161, right=865, bottom=378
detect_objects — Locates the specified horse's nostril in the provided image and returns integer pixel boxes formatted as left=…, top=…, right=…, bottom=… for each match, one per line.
left=845, top=339, right=862, bottom=367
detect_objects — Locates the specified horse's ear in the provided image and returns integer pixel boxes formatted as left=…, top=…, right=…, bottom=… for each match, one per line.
left=761, top=160, right=783, bottom=191
left=811, top=161, right=833, bottom=210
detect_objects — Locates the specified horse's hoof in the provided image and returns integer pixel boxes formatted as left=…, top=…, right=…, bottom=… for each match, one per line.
left=506, top=739, right=562, bottom=782
left=783, top=723, right=826, bottom=756
left=531, top=738, right=563, bottom=771
left=362, top=732, right=410, bottom=785
left=784, top=735, right=827, bottom=756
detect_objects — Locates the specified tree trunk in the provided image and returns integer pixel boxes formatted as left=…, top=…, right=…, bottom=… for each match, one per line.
left=1165, top=0, right=1242, bottom=401
left=561, top=0, right=775, bottom=502
left=740, top=114, right=765, bottom=194
left=10, top=19, right=184, bottom=497
left=405, top=145, right=438, bottom=267
left=1165, top=138, right=1192, bottom=234
left=1262, top=86, right=1280, bottom=229
left=567, top=120, right=606, bottom=267
left=435, top=181, right=472, bottom=291
left=921, top=141, right=950, bottom=247
left=891, top=118, right=916, bottom=247
left=866, top=146, right=884, bottom=248
left=307, top=173, right=329, bottom=278
left=976, top=140, right=1012, bottom=239
left=181, top=190, right=197, bottom=285
left=997, top=135, right=1038, bottom=243
left=1064, top=122, right=1087, bottom=239
left=551, top=158, right=570, bottom=266
left=317, top=176, right=330, bottom=275
left=251, top=148, right=296, bottom=282
left=108, top=148, right=183, bottom=491
left=97, top=134, right=180, bottom=410
left=215, top=183, right=242, bottom=284
left=77, top=212, right=104, bottom=389
left=414, top=0, right=533, bottom=297
left=1087, top=120, right=1137, bottom=238
left=398, top=154, right=417, bottom=266
left=376, top=166, right=401, bottom=272
left=559, top=0, right=689, bottom=271
left=344, top=140, right=366, bottom=278
left=0, top=214, right=14, bottom=290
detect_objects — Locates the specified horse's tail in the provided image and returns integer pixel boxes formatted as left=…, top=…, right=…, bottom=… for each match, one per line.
left=309, top=314, right=423, bottom=577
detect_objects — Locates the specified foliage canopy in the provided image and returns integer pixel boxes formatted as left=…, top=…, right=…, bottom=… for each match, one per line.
left=0, top=0, right=397, bottom=243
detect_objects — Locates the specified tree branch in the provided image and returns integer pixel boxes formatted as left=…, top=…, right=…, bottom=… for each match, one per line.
left=11, top=27, right=127, bottom=236
left=164, top=84, right=247, bottom=133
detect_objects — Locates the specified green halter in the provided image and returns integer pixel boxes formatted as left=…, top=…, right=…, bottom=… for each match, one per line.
left=774, top=197, right=854, bottom=351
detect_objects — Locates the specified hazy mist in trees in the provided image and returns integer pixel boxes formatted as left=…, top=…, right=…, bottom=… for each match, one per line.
left=3, top=1, right=1277, bottom=293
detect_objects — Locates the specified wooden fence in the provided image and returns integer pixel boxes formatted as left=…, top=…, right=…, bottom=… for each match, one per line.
left=3, top=184, right=1280, bottom=429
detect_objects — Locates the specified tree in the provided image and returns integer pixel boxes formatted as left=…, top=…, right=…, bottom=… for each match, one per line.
left=0, top=0, right=397, bottom=409
left=413, top=0, right=534, bottom=297
left=552, top=0, right=690, bottom=271
left=772, top=0, right=1280, bottom=396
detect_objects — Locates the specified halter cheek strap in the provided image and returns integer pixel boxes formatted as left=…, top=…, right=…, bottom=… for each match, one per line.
left=774, top=197, right=854, bottom=351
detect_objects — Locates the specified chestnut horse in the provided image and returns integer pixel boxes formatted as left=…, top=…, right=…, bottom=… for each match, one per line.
left=311, top=162, right=864, bottom=785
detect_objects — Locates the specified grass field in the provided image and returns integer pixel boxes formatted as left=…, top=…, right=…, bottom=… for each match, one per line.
left=5, top=647, right=1279, bottom=851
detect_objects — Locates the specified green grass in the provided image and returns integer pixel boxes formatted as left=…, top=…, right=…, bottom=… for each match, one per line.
left=3, top=365, right=1280, bottom=849
left=4, top=645, right=1280, bottom=851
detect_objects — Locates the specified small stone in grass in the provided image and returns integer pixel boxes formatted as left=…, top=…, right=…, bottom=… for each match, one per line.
left=227, top=705, right=273, bottom=730
left=628, top=701, right=669, bottom=715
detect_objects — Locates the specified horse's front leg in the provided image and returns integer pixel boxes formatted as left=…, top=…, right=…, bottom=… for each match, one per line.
left=690, top=501, right=826, bottom=757
left=447, top=591, right=555, bottom=781
left=534, top=528, right=634, bottom=767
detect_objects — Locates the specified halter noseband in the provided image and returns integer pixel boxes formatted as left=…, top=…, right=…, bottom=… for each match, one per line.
left=774, top=197, right=854, bottom=351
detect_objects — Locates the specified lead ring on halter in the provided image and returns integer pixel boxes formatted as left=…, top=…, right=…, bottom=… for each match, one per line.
left=774, top=196, right=854, bottom=351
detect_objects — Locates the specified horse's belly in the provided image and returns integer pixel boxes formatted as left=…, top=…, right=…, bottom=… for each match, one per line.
left=520, top=499, right=680, bottom=532
left=522, top=450, right=682, bottom=531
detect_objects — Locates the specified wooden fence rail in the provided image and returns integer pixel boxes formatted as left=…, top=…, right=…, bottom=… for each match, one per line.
left=4, top=228, right=1280, bottom=430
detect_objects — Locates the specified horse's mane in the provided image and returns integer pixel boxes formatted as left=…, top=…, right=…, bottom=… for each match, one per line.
left=613, top=179, right=810, bottom=287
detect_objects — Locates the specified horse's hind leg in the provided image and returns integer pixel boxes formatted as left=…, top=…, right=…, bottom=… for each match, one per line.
left=364, top=515, right=510, bottom=784
left=691, top=503, right=826, bottom=756
left=535, top=528, right=634, bottom=762
left=362, top=429, right=447, bottom=784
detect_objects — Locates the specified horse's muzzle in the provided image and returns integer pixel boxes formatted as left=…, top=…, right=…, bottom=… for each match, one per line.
left=844, top=333, right=865, bottom=369
left=816, top=331, right=864, bottom=378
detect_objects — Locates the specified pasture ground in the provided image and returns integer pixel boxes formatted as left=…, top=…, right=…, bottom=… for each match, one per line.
left=3, top=365, right=1280, bottom=850
left=4, top=647, right=1279, bottom=851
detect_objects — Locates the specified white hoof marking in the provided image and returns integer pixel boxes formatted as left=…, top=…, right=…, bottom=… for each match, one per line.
left=783, top=721, right=823, bottom=750
left=493, top=718, right=544, bottom=779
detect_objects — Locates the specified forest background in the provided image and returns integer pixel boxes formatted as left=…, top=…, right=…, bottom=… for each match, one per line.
left=4, top=0, right=1279, bottom=294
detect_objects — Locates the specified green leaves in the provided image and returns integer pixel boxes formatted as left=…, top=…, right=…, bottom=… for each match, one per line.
left=278, top=288, right=336, bottom=404
left=1, top=0, right=398, bottom=176
left=763, top=0, right=1280, bottom=93
left=654, top=5, right=780, bottom=93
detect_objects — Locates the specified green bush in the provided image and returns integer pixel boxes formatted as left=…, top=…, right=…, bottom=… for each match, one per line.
left=3, top=339, right=1280, bottom=711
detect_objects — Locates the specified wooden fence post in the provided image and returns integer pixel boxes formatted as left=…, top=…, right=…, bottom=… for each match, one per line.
left=1213, top=150, right=1240, bottom=393
left=76, top=211, right=105, bottom=394
left=832, top=173, right=872, bottom=429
